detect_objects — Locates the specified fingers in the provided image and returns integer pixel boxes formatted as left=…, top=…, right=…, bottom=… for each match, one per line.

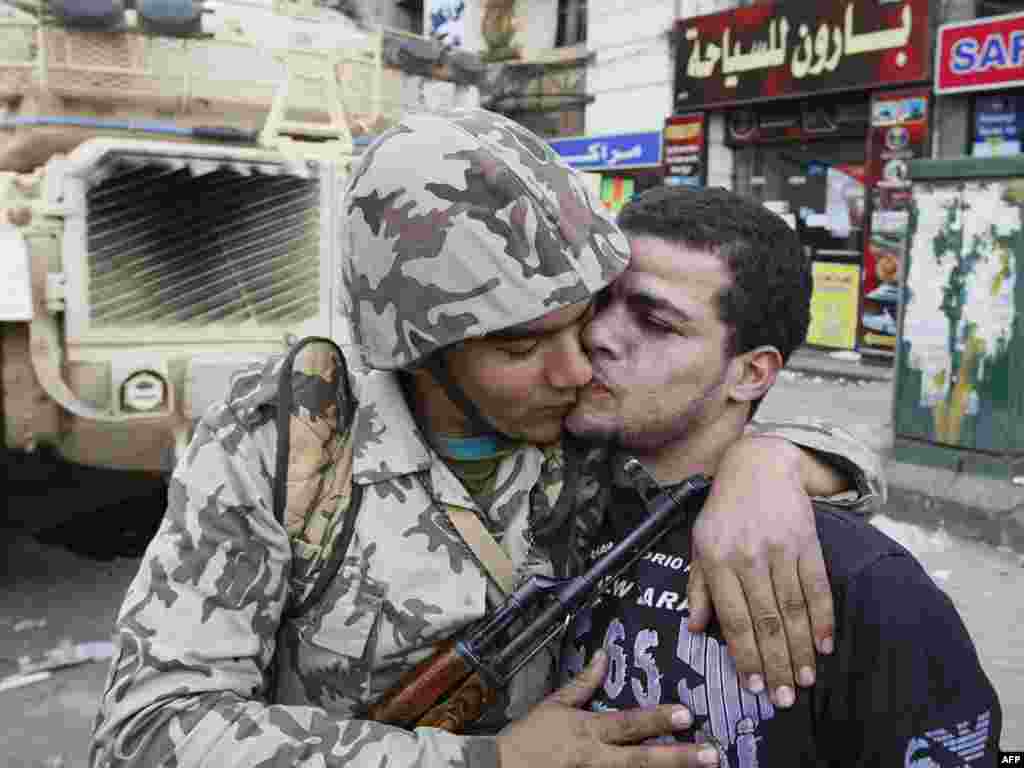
left=550, top=649, right=608, bottom=708
left=500, top=660, right=714, bottom=768
left=697, top=565, right=767, bottom=696
left=685, top=561, right=711, bottom=633
left=550, top=653, right=699, bottom=742
left=798, top=544, right=835, bottom=656
left=769, top=555, right=817, bottom=690
left=692, top=563, right=804, bottom=708
left=590, top=703, right=693, bottom=746
left=599, top=741, right=723, bottom=768
left=586, top=708, right=725, bottom=766
left=742, top=564, right=797, bottom=708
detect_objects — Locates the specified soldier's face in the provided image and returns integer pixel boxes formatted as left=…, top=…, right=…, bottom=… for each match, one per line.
left=445, top=300, right=596, bottom=445
left=566, top=236, right=738, bottom=452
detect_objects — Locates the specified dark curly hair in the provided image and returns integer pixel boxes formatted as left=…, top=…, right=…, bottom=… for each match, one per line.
left=617, top=186, right=811, bottom=416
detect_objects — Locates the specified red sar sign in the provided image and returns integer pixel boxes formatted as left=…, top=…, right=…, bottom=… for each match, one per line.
left=936, top=11, right=1024, bottom=94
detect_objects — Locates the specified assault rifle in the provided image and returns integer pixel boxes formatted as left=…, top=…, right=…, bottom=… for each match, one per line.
left=365, top=459, right=711, bottom=733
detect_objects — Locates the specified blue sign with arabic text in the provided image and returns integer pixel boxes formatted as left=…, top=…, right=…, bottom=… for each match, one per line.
left=549, top=132, right=662, bottom=171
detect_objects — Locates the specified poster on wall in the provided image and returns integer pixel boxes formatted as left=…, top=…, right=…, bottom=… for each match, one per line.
left=427, top=0, right=466, bottom=48
left=824, top=163, right=866, bottom=239
left=806, top=262, right=862, bottom=350
left=866, top=88, right=929, bottom=206
left=897, top=179, right=1020, bottom=450
left=860, top=87, right=929, bottom=352
left=601, top=176, right=635, bottom=214
left=973, top=93, right=1024, bottom=157
left=861, top=209, right=908, bottom=348
left=673, top=0, right=930, bottom=111
left=663, top=113, right=705, bottom=187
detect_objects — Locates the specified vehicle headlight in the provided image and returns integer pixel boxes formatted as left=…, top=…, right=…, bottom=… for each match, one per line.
left=121, top=371, right=167, bottom=413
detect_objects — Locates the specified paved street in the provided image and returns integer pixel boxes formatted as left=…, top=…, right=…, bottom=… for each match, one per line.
left=0, top=370, right=1020, bottom=765
left=0, top=532, right=139, bottom=768
left=760, top=365, right=895, bottom=459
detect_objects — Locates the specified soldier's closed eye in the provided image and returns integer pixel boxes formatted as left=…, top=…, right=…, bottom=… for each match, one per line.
left=499, top=339, right=541, bottom=358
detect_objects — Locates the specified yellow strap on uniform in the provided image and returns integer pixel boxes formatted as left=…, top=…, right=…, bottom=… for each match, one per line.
left=444, top=505, right=518, bottom=596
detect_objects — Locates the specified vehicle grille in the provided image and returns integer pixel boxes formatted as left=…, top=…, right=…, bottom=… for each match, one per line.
left=86, top=158, right=320, bottom=327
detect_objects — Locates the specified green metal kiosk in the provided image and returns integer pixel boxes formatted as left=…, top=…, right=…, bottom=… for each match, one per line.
left=893, top=156, right=1024, bottom=480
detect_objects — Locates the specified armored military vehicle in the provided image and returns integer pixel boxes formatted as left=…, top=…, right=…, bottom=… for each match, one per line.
left=0, top=0, right=441, bottom=530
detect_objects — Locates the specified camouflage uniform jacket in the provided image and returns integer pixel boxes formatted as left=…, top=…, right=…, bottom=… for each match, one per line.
left=90, top=348, right=885, bottom=768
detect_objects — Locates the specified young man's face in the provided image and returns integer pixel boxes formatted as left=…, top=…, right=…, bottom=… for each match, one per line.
left=565, top=236, right=737, bottom=452
left=443, top=299, right=596, bottom=445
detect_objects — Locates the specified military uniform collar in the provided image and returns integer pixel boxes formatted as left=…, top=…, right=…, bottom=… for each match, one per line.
left=348, top=370, right=549, bottom=515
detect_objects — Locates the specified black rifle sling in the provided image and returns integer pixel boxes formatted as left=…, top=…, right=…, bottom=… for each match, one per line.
left=274, top=336, right=363, bottom=621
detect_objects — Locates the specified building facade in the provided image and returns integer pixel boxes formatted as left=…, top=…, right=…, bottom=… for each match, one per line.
left=482, top=0, right=1022, bottom=358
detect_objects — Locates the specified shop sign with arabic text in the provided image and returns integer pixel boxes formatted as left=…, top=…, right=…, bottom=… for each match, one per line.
left=548, top=132, right=662, bottom=171
left=674, top=0, right=929, bottom=111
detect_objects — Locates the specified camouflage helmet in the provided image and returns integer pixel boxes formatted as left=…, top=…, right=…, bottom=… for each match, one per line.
left=338, top=108, right=630, bottom=371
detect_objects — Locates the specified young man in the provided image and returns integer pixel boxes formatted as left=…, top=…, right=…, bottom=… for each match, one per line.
left=90, top=112, right=881, bottom=768
left=560, top=186, right=1002, bottom=765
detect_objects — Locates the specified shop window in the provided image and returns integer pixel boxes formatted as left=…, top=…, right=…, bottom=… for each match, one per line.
left=556, top=0, right=587, bottom=47
left=488, top=61, right=589, bottom=138
left=738, top=141, right=866, bottom=241
left=504, top=107, right=584, bottom=139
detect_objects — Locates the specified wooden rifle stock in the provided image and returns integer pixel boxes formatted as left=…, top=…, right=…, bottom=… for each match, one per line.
left=363, top=462, right=712, bottom=734
left=364, top=637, right=495, bottom=731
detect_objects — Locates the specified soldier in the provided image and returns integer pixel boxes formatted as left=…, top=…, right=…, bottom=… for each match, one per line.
left=90, top=111, right=882, bottom=768
left=560, top=186, right=1001, bottom=765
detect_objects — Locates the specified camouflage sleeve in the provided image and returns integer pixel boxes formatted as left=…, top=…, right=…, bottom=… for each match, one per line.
left=746, top=419, right=886, bottom=514
left=88, top=392, right=497, bottom=768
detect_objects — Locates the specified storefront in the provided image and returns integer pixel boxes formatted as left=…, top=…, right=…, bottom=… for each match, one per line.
left=549, top=131, right=663, bottom=214
left=671, top=0, right=931, bottom=355
left=936, top=11, right=1024, bottom=158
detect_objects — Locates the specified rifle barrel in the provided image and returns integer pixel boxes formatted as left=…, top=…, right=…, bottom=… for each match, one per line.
left=487, top=471, right=710, bottom=681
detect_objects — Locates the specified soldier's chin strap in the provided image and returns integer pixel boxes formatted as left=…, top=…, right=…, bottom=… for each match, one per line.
left=422, top=351, right=504, bottom=439
left=422, top=347, right=587, bottom=577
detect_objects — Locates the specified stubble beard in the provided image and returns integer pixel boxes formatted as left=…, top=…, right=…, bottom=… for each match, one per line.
left=615, top=370, right=731, bottom=457
left=567, top=358, right=731, bottom=457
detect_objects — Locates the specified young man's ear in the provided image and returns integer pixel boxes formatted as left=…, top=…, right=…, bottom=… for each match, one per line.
left=727, top=346, right=783, bottom=404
